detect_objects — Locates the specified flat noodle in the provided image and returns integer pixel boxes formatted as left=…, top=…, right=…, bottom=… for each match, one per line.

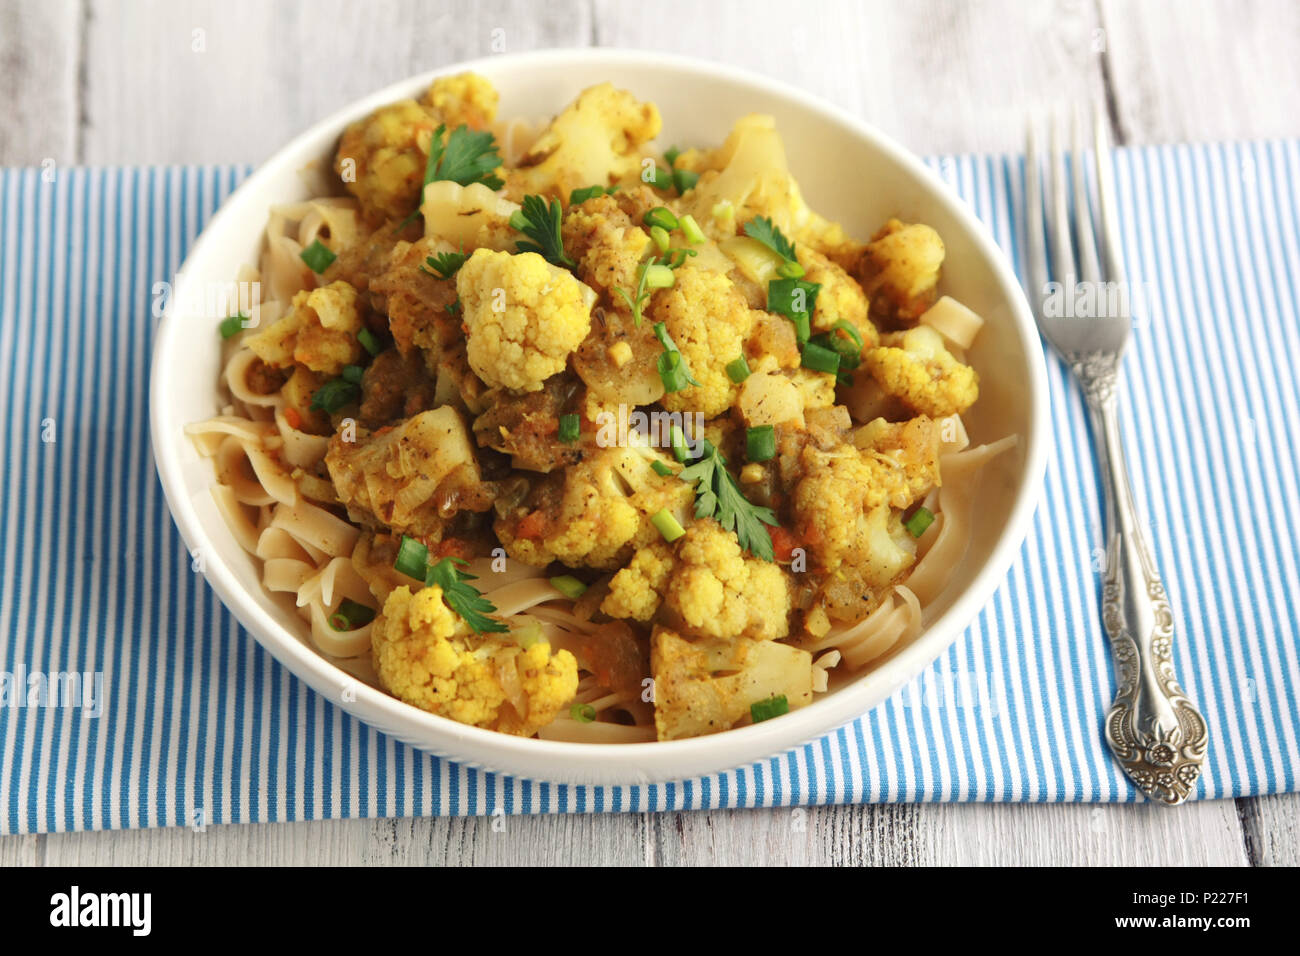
left=270, top=499, right=359, bottom=558
left=273, top=406, right=329, bottom=469
left=223, top=346, right=282, bottom=408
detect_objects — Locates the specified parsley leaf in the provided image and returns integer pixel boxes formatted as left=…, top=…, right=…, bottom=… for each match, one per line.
left=510, top=194, right=574, bottom=268
left=743, top=216, right=798, bottom=263
left=394, top=124, right=505, bottom=230
left=425, top=123, right=504, bottom=190
left=676, top=440, right=778, bottom=561
left=426, top=557, right=509, bottom=635
left=422, top=246, right=469, bottom=280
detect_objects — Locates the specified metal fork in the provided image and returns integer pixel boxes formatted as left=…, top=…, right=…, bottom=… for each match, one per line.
left=1025, top=111, right=1208, bottom=805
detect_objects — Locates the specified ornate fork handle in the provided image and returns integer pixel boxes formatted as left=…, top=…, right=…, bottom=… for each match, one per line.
left=1071, top=352, right=1209, bottom=805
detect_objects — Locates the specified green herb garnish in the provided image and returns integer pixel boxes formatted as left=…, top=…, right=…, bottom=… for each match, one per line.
left=750, top=694, right=789, bottom=723
left=422, top=245, right=469, bottom=280
left=308, top=377, right=359, bottom=413
left=510, top=194, right=574, bottom=268
left=300, top=239, right=336, bottom=274
left=676, top=439, right=778, bottom=561
left=426, top=557, right=509, bottom=635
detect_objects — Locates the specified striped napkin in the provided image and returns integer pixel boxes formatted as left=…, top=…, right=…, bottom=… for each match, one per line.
left=1, top=142, right=1297, bottom=833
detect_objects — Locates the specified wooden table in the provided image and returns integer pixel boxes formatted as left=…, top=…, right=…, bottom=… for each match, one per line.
left=2, top=0, right=1296, bottom=866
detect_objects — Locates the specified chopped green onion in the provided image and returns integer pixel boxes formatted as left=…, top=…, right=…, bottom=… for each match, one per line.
left=357, top=327, right=382, bottom=356
left=393, top=535, right=429, bottom=580
left=679, top=214, right=705, bottom=245
left=746, top=425, right=776, bottom=463
left=904, top=506, right=936, bottom=538
left=308, top=378, right=359, bottom=413
left=650, top=224, right=671, bottom=255
left=646, top=166, right=674, bottom=191
left=810, top=331, right=861, bottom=370
left=643, top=206, right=679, bottom=231
left=341, top=364, right=365, bottom=385
left=218, top=314, right=246, bottom=339
left=512, top=619, right=545, bottom=649
left=643, top=263, right=675, bottom=290
left=550, top=574, right=588, bottom=599
left=558, top=413, right=580, bottom=443
left=726, top=355, right=751, bottom=383
left=651, top=460, right=675, bottom=477
left=328, top=598, right=376, bottom=632
left=767, top=276, right=821, bottom=319
left=658, top=349, right=690, bottom=392
left=664, top=248, right=698, bottom=269
left=831, top=318, right=864, bottom=350
left=571, top=702, right=597, bottom=723
left=670, top=425, right=690, bottom=462
left=651, top=508, right=686, bottom=543
left=750, top=694, right=789, bottom=723
left=569, top=185, right=609, bottom=205
left=790, top=312, right=811, bottom=345
left=300, top=239, right=336, bottom=274
left=776, top=260, right=806, bottom=279
left=663, top=145, right=681, bottom=167
left=800, top=341, right=841, bottom=375
left=673, top=168, right=699, bottom=195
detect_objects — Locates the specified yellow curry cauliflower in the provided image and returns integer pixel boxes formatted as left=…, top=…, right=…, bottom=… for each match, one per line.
left=561, top=193, right=654, bottom=299
left=648, top=266, right=758, bottom=418
left=496, top=445, right=694, bottom=570
left=335, top=99, right=439, bottom=224
left=422, top=72, right=498, bottom=129
left=862, top=325, right=979, bottom=418
left=371, top=584, right=578, bottom=736
left=603, top=518, right=791, bottom=641
left=457, top=249, right=595, bottom=392
left=650, top=627, right=813, bottom=740
left=245, top=280, right=363, bottom=376
left=792, top=440, right=927, bottom=574
left=506, top=83, right=661, bottom=200
left=859, top=218, right=945, bottom=323
left=797, top=245, right=877, bottom=345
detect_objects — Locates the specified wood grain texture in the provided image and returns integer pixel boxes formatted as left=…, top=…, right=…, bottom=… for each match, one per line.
left=1237, top=793, right=1300, bottom=866
left=41, top=814, right=654, bottom=866
left=594, top=0, right=1107, bottom=156
left=0, top=0, right=80, bottom=165
left=1099, top=0, right=1300, bottom=145
left=0, top=0, right=1297, bottom=865
left=78, top=0, right=593, bottom=164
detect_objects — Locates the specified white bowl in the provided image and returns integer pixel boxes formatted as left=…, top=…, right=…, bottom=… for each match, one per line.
left=150, top=48, right=1050, bottom=786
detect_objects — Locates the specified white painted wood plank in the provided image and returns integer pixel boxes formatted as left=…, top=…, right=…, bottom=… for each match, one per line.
left=1099, top=0, right=1300, bottom=144
left=40, top=813, right=652, bottom=865
left=0, top=834, right=42, bottom=866
left=80, top=0, right=593, bottom=165
left=1238, top=793, right=1300, bottom=866
left=918, top=800, right=1248, bottom=865
left=0, top=0, right=80, bottom=165
left=594, top=0, right=1106, bottom=155
left=653, top=801, right=1247, bottom=865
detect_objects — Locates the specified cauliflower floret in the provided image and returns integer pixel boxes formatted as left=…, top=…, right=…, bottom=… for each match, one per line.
left=371, top=584, right=578, bottom=736
left=854, top=415, right=943, bottom=502
left=505, top=83, right=661, bottom=200
left=796, top=245, right=877, bottom=345
left=791, top=442, right=921, bottom=574
left=561, top=193, right=653, bottom=299
left=650, top=626, right=813, bottom=740
left=602, top=519, right=792, bottom=641
left=859, top=218, right=945, bottom=323
left=245, top=280, right=363, bottom=376
left=647, top=266, right=758, bottom=418
left=664, top=519, right=791, bottom=642
left=601, top=540, right=674, bottom=622
left=324, top=406, right=487, bottom=537
left=862, top=325, right=979, bottom=418
left=788, top=367, right=836, bottom=412
left=495, top=445, right=693, bottom=570
left=335, top=99, right=440, bottom=224
left=422, top=72, right=498, bottom=130
left=457, top=249, right=595, bottom=392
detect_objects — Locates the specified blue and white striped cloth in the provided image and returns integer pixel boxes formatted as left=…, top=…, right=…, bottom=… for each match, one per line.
left=1, top=142, right=1297, bottom=833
